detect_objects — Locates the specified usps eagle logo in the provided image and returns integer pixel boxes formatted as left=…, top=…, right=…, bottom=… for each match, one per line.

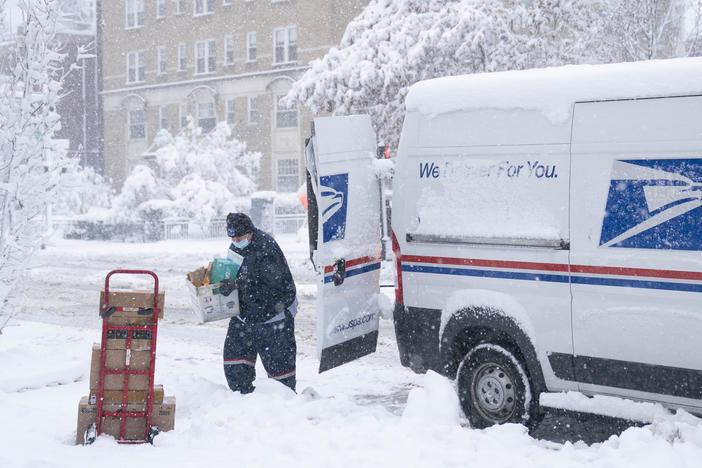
left=319, top=173, right=349, bottom=243
left=600, top=159, right=702, bottom=250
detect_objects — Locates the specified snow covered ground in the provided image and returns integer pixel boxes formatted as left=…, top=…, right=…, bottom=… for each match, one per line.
left=2, top=234, right=702, bottom=467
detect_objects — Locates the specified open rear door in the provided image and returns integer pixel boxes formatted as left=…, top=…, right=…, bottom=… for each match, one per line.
left=305, top=115, right=382, bottom=373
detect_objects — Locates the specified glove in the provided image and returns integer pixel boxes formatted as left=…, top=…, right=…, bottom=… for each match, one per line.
left=219, top=278, right=237, bottom=296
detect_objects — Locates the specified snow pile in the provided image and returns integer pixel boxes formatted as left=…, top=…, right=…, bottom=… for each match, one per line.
left=0, top=322, right=90, bottom=393
left=406, top=58, right=702, bottom=123
left=402, top=371, right=461, bottom=426
left=541, top=391, right=687, bottom=424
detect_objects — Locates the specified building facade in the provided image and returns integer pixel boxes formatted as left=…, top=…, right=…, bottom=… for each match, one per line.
left=100, top=0, right=366, bottom=192
left=57, top=0, right=103, bottom=171
left=2, top=0, right=103, bottom=172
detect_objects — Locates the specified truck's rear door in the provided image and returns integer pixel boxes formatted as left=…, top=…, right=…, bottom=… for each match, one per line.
left=305, top=115, right=383, bottom=373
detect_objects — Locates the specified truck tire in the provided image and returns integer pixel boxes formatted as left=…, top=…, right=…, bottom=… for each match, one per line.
left=457, top=343, right=535, bottom=428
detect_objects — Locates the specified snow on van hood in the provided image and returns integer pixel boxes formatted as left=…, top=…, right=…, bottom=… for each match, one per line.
left=406, top=57, right=702, bottom=124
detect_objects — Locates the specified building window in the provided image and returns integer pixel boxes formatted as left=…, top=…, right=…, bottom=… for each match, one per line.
left=246, top=31, right=256, bottom=62
left=157, top=46, right=167, bottom=75
left=195, top=39, right=216, bottom=74
left=179, top=103, right=188, bottom=129
left=178, top=43, right=187, bottom=71
left=223, top=0, right=232, bottom=5
left=176, top=0, right=186, bottom=14
left=126, top=51, right=144, bottom=83
left=197, top=101, right=216, bottom=133
left=126, top=0, right=144, bottom=29
left=128, top=109, right=145, bottom=140
left=276, top=158, right=299, bottom=192
left=157, top=0, right=166, bottom=18
left=247, top=96, right=258, bottom=125
left=224, top=35, right=234, bottom=65
left=273, top=26, right=296, bottom=64
left=275, top=95, right=297, bottom=128
left=226, top=99, right=235, bottom=125
left=194, top=0, right=215, bottom=16
left=159, top=106, right=169, bottom=130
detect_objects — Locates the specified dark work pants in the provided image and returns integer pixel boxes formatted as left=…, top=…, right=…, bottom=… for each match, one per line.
left=223, top=313, right=296, bottom=393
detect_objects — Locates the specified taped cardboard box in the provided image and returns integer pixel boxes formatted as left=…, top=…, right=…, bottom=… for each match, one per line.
left=90, top=343, right=150, bottom=391
left=104, top=329, right=153, bottom=351
left=99, top=290, right=165, bottom=325
left=186, top=268, right=239, bottom=323
left=88, top=384, right=164, bottom=405
left=75, top=395, right=175, bottom=444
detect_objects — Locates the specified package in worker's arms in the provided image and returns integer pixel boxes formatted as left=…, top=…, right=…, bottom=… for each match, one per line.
left=186, top=251, right=242, bottom=323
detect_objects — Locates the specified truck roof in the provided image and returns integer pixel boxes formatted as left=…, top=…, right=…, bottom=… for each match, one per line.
left=405, top=57, right=702, bottom=124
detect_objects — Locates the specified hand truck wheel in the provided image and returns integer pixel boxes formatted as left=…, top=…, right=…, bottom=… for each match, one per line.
left=147, top=426, right=160, bottom=444
left=84, top=423, right=97, bottom=445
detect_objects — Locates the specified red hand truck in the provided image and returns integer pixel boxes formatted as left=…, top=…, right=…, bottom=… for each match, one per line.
left=85, top=269, right=161, bottom=444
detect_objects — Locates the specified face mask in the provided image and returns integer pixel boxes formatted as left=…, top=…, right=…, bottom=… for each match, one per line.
left=233, top=238, right=250, bottom=249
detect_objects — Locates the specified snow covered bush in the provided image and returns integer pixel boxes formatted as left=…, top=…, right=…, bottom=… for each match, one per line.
left=51, top=161, right=113, bottom=217
left=0, top=0, right=71, bottom=317
left=110, top=121, right=261, bottom=228
left=288, top=0, right=696, bottom=152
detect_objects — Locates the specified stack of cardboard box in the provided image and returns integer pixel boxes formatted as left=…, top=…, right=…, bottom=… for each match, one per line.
left=75, top=290, right=176, bottom=444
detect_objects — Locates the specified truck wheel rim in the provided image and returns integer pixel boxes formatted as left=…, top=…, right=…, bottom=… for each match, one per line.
left=472, top=363, right=516, bottom=422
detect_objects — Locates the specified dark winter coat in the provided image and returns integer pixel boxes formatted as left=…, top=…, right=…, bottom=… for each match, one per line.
left=229, top=228, right=296, bottom=323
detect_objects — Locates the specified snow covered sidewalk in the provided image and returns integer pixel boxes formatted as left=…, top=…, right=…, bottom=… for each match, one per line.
left=1, top=238, right=702, bottom=467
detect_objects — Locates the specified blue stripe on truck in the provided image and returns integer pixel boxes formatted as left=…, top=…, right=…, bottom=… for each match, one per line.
left=402, top=264, right=702, bottom=293
left=324, top=262, right=381, bottom=284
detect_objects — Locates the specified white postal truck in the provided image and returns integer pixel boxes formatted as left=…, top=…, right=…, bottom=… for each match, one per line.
left=304, top=58, right=702, bottom=428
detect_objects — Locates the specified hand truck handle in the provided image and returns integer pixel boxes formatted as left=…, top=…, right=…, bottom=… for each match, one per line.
left=103, top=270, right=160, bottom=311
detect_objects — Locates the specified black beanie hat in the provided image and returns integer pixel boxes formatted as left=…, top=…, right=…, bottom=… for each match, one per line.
left=226, top=212, right=254, bottom=237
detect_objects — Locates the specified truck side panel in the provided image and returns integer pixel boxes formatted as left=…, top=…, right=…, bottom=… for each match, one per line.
left=570, top=95, right=702, bottom=411
left=392, top=109, right=577, bottom=394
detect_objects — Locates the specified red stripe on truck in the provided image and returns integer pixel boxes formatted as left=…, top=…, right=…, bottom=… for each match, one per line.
left=323, top=255, right=381, bottom=273
left=402, top=254, right=702, bottom=281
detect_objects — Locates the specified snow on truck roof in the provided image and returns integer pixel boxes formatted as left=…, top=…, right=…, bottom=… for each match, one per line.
left=405, top=57, right=702, bottom=124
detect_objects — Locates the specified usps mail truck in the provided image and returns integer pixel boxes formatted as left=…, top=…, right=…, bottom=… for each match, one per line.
left=305, top=58, right=702, bottom=427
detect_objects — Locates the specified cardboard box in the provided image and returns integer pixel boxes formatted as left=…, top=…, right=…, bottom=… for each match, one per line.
left=105, top=329, right=153, bottom=351
left=99, top=290, right=165, bottom=325
left=186, top=278, right=239, bottom=323
left=187, top=266, right=208, bottom=287
left=88, top=385, right=164, bottom=405
left=75, top=395, right=176, bottom=444
left=90, top=344, right=151, bottom=391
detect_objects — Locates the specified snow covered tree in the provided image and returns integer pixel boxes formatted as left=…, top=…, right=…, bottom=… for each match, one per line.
left=0, top=0, right=71, bottom=320
left=688, top=0, right=702, bottom=55
left=111, top=121, right=261, bottom=228
left=288, top=0, right=692, bottom=152
left=602, top=0, right=688, bottom=61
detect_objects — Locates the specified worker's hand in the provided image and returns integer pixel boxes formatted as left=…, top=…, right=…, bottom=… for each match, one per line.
left=219, top=278, right=237, bottom=296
